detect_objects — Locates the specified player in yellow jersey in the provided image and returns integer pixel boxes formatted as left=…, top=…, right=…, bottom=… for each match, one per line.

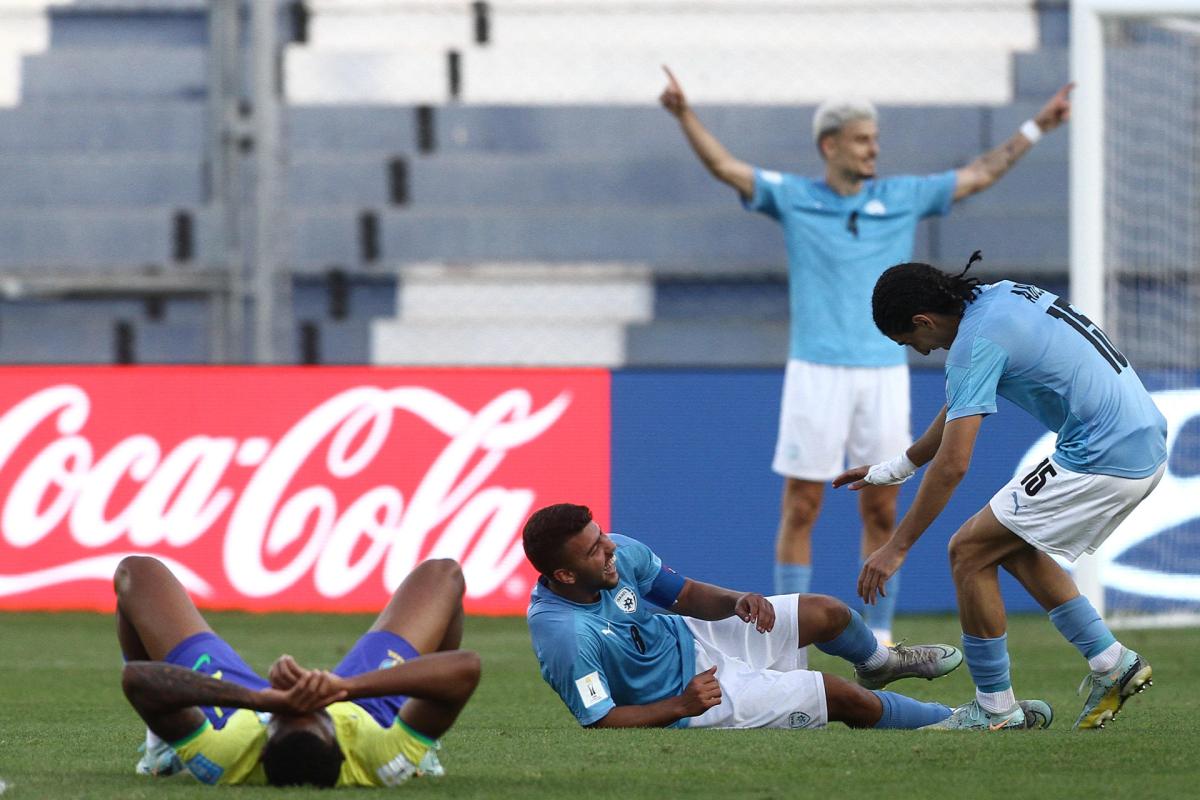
left=115, top=555, right=481, bottom=788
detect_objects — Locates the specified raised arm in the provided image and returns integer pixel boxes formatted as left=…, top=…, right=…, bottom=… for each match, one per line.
left=858, top=414, right=983, bottom=603
left=589, top=666, right=721, bottom=728
left=953, top=83, right=1073, bottom=201
left=122, top=662, right=345, bottom=742
left=660, top=65, right=755, bottom=198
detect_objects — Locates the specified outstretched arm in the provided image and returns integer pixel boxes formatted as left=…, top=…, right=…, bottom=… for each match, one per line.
left=122, top=662, right=346, bottom=742
left=671, top=579, right=776, bottom=633
left=858, top=414, right=983, bottom=603
left=953, top=83, right=1073, bottom=201
left=589, top=666, right=721, bottom=728
left=660, top=65, right=755, bottom=198
left=834, top=405, right=949, bottom=491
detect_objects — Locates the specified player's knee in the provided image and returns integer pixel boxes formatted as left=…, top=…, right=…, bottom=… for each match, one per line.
left=801, top=594, right=850, bottom=639
left=782, top=489, right=822, bottom=529
left=112, top=555, right=164, bottom=598
left=858, top=498, right=896, bottom=533
left=947, top=530, right=983, bottom=580
left=412, top=558, right=465, bottom=596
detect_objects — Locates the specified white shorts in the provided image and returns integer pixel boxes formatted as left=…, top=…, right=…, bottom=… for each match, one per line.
left=773, top=359, right=912, bottom=482
left=989, top=458, right=1167, bottom=561
left=682, top=594, right=828, bottom=730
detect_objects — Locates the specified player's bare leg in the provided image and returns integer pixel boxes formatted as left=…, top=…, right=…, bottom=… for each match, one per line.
left=775, top=478, right=824, bottom=594
left=996, top=516, right=1151, bottom=729
left=114, top=556, right=213, bottom=663
left=113, top=556, right=211, bottom=775
left=858, top=483, right=901, bottom=643
left=931, top=508, right=1053, bottom=730
left=368, top=559, right=479, bottom=746
left=368, top=558, right=466, bottom=655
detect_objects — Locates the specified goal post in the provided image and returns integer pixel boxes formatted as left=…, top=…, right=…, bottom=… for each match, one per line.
left=1070, top=0, right=1200, bottom=626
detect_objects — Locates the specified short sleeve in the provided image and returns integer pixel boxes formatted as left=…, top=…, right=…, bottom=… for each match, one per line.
left=742, top=168, right=785, bottom=220
left=540, top=628, right=614, bottom=726
left=913, top=170, right=956, bottom=217
left=608, top=534, right=663, bottom=596
left=945, top=336, right=1008, bottom=420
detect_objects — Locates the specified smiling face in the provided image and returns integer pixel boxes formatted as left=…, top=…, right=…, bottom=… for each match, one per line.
left=552, top=520, right=619, bottom=597
left=821, top=118, right=879, bottom=181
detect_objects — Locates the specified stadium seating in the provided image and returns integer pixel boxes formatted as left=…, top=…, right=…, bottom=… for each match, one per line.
left=0, top=0, right=1072, bottom=366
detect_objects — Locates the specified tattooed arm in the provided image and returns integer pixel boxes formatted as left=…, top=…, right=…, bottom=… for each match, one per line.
left=121, top=662, right=345, bottom=742
left=953, top=83, right=1073, bottom=201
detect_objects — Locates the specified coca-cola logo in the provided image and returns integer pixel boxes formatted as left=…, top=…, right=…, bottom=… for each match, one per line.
left=0, top=369, right=611, bottom=612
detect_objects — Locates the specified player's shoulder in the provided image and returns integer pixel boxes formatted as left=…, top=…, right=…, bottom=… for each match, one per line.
left=872, top=171, right=951, bottom=194
left=756, top=168, right=814, bottom=196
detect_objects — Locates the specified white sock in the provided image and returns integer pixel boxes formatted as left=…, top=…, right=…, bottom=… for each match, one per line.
left=870, top=628, right=893, bottom=646
left=976, top=688, right=1016, bottom=714
left=859, top=643, right=891, bottom=671
left=1088, top=641, right=1124, bottom=673
left=146, top=729, right=165, bottom=750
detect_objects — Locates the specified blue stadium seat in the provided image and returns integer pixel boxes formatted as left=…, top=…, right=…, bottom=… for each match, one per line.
left=21, top=47, right=208, bottom=100
left=0, top=102, right=205, bottom=152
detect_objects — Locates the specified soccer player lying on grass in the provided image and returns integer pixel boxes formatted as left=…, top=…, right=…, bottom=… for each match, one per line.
left=116, top=555, right=481, bottom=787
left=522, top=503, right=1038, bottom=731
left=835, top=253, right=1165, bottom=731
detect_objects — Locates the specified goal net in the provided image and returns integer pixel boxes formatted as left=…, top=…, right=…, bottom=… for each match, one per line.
left=1072, top=0, right=1200, bottom=627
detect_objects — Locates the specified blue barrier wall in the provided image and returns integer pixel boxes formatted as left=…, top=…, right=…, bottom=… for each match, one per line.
left=611, top=367, right=1051, bottom=614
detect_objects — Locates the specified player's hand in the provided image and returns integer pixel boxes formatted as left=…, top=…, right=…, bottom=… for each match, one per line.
left=679, top=666, right=721, bottom=717
left=857, top=540, right=908, bottom=606
left=1033, top=82, right=1074, bottom=133
left=268, top=654, right=305, bottom=690
left=659, top=65, right=688, bottom=117
left=735, top=592, right=776, bottom=633
left=832, top=465, right=871, bottom=491
left=260, top=669, right=347, bottom=715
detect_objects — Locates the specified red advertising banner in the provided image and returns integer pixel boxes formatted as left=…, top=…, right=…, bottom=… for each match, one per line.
left=0, top=367, right=610, bottom=614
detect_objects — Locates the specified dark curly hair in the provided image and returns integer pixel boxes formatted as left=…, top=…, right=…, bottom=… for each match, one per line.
left=872, top=251, right=984, bottom=337
left=523, top=503, right=593, bottom=577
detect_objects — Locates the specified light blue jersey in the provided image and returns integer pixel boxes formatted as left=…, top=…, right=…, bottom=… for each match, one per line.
left=526, top=534, right=694, bottom=727
left=945, top=281, right=1167, bottom=477
left=745, top=169, right=956, bottom=366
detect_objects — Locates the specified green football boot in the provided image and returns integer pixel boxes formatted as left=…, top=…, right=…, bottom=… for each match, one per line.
left=1074, top=648, right=1153, bottom=730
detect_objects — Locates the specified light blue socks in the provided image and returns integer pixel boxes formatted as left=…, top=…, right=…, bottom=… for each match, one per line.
left=774, top=562, right=812, bottom=595
left=1049, top=595, right=1117, bottom=659
left=872, top=691, right=952, bottom=729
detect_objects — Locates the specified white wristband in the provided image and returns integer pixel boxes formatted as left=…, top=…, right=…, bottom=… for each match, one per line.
left=1019, top=119, right=1043, bottom=145
left=864, top=453, right=918, bottom=486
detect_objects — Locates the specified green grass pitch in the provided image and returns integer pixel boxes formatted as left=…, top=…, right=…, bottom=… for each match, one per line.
left=1, top=611, right=1197, bottom=799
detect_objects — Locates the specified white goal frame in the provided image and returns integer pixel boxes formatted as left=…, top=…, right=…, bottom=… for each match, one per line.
left=1070, top=0, right=1200, bottom=618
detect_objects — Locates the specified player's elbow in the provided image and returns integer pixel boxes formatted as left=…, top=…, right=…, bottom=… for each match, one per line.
left=931, top=458, right=970, bottom=485
left=448, top=650, right=482, bottom=702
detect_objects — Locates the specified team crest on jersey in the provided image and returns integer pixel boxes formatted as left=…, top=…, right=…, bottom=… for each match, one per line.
left=788, top=711, right=814, bottom=728
left=863, top=199, right=887, bottom=215
left=614, top=586, right=638, bottom=613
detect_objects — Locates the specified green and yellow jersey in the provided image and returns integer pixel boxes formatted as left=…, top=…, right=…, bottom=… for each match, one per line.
left=171, top=701, right=433, bottom=787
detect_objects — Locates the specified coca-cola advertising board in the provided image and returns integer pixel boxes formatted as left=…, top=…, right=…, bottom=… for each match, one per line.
left=0, top=367, right=610, bottom=614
